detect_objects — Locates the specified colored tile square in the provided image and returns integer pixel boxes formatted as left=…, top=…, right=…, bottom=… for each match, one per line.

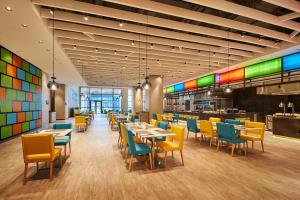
left=30, top=84, right=36, bottom=93
left=30, top=64, right=36, bottom=75
left=7, top=113, right=17, bottom=125
left=17, top=112, right=25, bottom=123
left=22, top=122, right=29, bottom=132
left=30, top=120, right=36, bottom=130
left=0, top=87, right=5, bottom=100
left=30, top=102, right=35, bottom=111
left=7, top=64, right=17, bottom=77
left=17, top=91, right=25, bottom=101
left=0, top=114, right=6, bottom=126
left=36, top=102, right=42, bottom=110
left=0, top=60, right=6, bottom=74
left=1, top=74, right=13, bottom=88
left=38, top=78, right=42, bottom=86
left=26, top=93, right=32, bottom=101
left=33, top=111, right=39, bottom=120
left=36, top=86, right=42, bottom=94
left=22, top=60, right=30, bottom=72
left=1, top=125, right=12, bottom=139
left=38, top=111, right=42, bottom=119
left=13, top=123, right=22, bottom=135
left=6, top=89, right=17, bottom=100
left=22, top=102, right=29, bottom=111
left=12, top=54, right=22, bottom=68
left=0, top=100, right=12, bottom=112
left=13, top=78, right=22, bottom=90
left=22, top=81, right=29, bottom=92
left=17, top=68, right=25, bottom=80
left=36, top=68, right=42, bottom=78
left=1, top=48, right=12, bottom=64
left=36, top=119, right=41, bottom=128
left=25, top=72, right=32, bottom=83
left=13, top=101, right=22, bottom=112
left=26, top=112, right=32, bottom=121
left=32, top=76, right=39, bottom=85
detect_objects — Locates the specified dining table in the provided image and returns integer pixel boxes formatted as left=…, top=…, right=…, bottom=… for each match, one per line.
left=37, top=129, right=72, bottom=140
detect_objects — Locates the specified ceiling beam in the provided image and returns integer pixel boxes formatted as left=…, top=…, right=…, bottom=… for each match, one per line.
left=263, top=0, right=300, bottom=13
left=279, top=12, right=300, bottom=22
left=183, top=0, right=300, bottom=32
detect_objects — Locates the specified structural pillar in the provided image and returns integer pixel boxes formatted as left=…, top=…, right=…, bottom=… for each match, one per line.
left=148, top=75, right=164, bottom=118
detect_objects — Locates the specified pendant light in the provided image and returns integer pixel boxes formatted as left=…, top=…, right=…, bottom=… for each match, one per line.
left=142, top=15, right=151, bottom=90
left=47, top=9, right=59, bottom=90
left=136, top=34, right=143, bottom=92
left=224, top=30, right=232, bottom=93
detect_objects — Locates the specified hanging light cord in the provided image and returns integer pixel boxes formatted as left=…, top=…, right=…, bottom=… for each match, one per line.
left=146, top=15, right=148, bottom=78
left=227, top=30, right=230, bottom=87
left=52, top=9, right=55, bottom=80
left=139, top=34, right=141, bottom=84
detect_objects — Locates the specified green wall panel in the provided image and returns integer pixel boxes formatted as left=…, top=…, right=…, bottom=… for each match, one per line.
left=1, top=125, right=12, bottom=139
left=197, top=74, right=215, bottom=87
left=1, top=74, right=12, bottom=88
left=0, top=114, right=6, bottom=126
left=22, top=122, right=29, bottom=132
left=36, top=68, right=42, bottom=78
left=22, top=60, right=30, bottom=72
left=25, top=72, right=32, bottom=83
left=0, top=100, right=12, bottom=113
left=6, top=89, right=17, bottom=100
left=26, top=112, right=32, bottom=121
left=30, top=84, right=36, bottom=93
left=1, top=48, right=12, bottom=64
left=17, top=91, right=26, bottom=101
left=245, top=58, right=282, bottom=79
left=166, top=85, right=174, bottom=93
left=0, top=60, right=6, bottom=74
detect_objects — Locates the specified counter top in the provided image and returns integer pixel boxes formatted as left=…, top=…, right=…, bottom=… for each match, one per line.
left=273, top=117, right=300, bottom=139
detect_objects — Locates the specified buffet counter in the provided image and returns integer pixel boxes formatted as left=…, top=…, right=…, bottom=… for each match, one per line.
left=272, top=116, right=300, bottom=139
left=164, top=111, right=256, bottom=121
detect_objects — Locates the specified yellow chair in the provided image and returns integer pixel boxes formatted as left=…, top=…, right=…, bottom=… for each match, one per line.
left=240, top=121, right=265, bottom=152
left=157, top=125, right=185, bottom=166
left=157, top=114, right=163, bottom=121
left=111, top=116, right=117, bottom=130
left=209, top=117, right=221, bottom=123
left=167, top=113, right=174, bottom=121
left=150, top=119, right=158, bottom=127
left=120, top=123, right=142, bottom=155
left=199, top=120, right=218, bottom=148
left=75, top=116, right=87, bottom=131
left=21, top=134, right=62, bottom=181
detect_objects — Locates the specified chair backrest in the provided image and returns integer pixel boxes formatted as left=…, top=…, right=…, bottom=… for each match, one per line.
left=200, top=120, right=214, bottom=135
left=150, top=119, right=158, bottom=127
left=170, top=125, right=185, bottom=149
left=117, top=122, right=122, bottom=138
left=125, top=128, right=137, bottom=155
left=209, top=117, right=221, bottom=123
left=157, top=114, right=163, bottom=121
left=120, top=123, right=127, bottom=144
left=216, top=123, right=237, bottom=140
left=21, top=134, right=54, bottom=162
left=224, top=119, right=240, bottom=125
left=245, top=121, right=265, bottom=139
left=158, top=121, right=168, bottom=130
left=111, top=116, right=117, bottom=125
left=75, top=116, right=86, bottom=123
left=152, top=113, right=157, bottom=120
left=131, top=115, right=135, bottom=122
left=187, top=118, right=198, bottom=132
left=53, top=123, right=72, bottom=129
left=174, top=113, right=180, bottom=120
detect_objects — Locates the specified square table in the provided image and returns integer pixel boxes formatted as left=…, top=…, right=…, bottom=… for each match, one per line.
left=38, top=129, right=72, bottom=140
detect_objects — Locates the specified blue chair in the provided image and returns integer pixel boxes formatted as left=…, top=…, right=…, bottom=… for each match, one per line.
left=224, top=119, right=240, bottom=125
left=186, top=118, right=200, bottom=140
left=152, top=113, right=157, bottom=120
left=53, top=123, right=72, bottom=158
left=155, top=121, right=168, bottom=142
left=125, top=128, right=152, bottom=171
left=216, top=123, right=247, bottom=156
left=171, top=113, right=180, bottom=124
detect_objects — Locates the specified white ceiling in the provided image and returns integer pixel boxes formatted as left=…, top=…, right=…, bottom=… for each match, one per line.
left=0, top=0, right=85, bottom=86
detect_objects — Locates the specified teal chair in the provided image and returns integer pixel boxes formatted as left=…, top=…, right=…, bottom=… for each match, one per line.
left=131, top=115, right=136, bottom=123
left=152, top=113, right=157, bottom=120
left=125, top=128, right=152, bottom=171
left=171, top=113, right=179, bottom=124
left=155, top=121, right=168, bottom=142
left=186, top=118, right=200, bottom=140
left=53, top=123, right=72, bottom=158
left=216, top=123, right=247, bottom=156
left=224, top=119, right=240, bottom=125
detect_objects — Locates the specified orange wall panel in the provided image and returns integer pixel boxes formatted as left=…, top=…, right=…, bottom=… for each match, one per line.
left=184, top=79, right=197, bottom=90
left=220, top=68, right=244, bottom=84
left=7, top=64, right=17, bottom=77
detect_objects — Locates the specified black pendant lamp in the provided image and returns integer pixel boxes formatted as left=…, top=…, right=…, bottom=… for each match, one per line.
left=136, top=34, right=143, bottom=92
left=224, top=31, right=232, bottom=93
left=47, top=9, right=58, bottom=90
left=142, top=15, right=151, bottom=90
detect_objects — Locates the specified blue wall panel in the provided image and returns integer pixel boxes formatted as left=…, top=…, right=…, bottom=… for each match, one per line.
left=7, top=113, right=17, bottom=125
left=283, top=53, right=300, bottom=72
left=174, top=83, right=184, bottom=92
left=22, top=81, right=29, bottom=92
left=22, top=102, right=29, bottom=111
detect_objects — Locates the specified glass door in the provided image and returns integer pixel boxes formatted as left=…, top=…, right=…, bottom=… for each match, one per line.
left=91, top=101, right=102, bottom=114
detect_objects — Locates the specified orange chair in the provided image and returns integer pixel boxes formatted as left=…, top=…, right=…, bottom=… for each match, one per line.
left=21, top=134, right=62, bottom=181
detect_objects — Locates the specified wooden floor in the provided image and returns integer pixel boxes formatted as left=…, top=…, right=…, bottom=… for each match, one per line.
left=0, top=116, right=300, bottom=200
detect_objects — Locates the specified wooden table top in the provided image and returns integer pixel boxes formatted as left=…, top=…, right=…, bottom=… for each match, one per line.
left=38, top=129, right=72, bottom=137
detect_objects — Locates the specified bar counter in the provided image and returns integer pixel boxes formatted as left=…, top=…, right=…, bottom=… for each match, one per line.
left=272, top=116, right=300, bottom=139
left=164, top=111, right=256, bottom=121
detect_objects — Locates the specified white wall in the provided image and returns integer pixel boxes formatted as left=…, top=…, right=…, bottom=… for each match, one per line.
left=41, top=72, right=50, bottom=128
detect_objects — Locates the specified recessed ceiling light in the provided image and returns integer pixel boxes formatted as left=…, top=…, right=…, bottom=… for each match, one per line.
left=150, top=43, right=154, bottom=48
left=50, top=10, right=53, bottom=15
left=38, top=40, right=43, bottom=44
left=119, top=22, right=123, bottom=27
left=125, top=56, right=128, bottom=60
left=22, top=24, right=28, bottom=28
left=5, top=6, right=12, bottom=11
left=84, top=16, right=89, bottom=21
left=95, top=48, right=99, bottom=52
left=73, top=45, right=77, bottom=49
left=131, top=41, right=135, bottom=46
left=114, top=50, right=117, bottom=55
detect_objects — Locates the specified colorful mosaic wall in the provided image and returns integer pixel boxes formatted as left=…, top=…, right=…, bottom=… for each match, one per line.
left=0, top=46, right=42, bottom=140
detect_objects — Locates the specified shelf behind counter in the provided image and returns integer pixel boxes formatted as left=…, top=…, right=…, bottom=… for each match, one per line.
left=164, top=111, right=256, bottom=121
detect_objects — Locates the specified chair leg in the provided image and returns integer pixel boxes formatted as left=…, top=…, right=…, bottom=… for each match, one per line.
left=244, top=142, right=247, bottom=156
left=24, top=163, right=28, bottom=182
left=217, top=140, right=220, bottom=151
left=149, top=153, right=153, bottom=169
left=261, top=140, right=264, bottom=152
left=164, top=151, right=168, bottom=166
left=49, top=161, right=53, bottom=180
left=252, top=141, right=254, bottom=151
left=124, top=146, right=127, bottom=156
left=209, top=138, right=213, bottom=148
left=125, top=149, right=128, bottom=164
left=172, top=151, right=174, bottom=158
left=36, top=162, right=39, bottom=172
left=231, top=144, right=235, bottom=156
left=69, top=142, right=71, bottom=154
left=180, top=150, right=184, bottom=166
left=60, top=153, right=62, bottom=168
left=195, top=133, right=197, bottom=141
left=117, top=136, right=120, bottom=147
left=64, top=145, right=67, bottom=158
left=186, top=131, right=189, bottom=140
left=129, top=155, right=133, bottom=172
